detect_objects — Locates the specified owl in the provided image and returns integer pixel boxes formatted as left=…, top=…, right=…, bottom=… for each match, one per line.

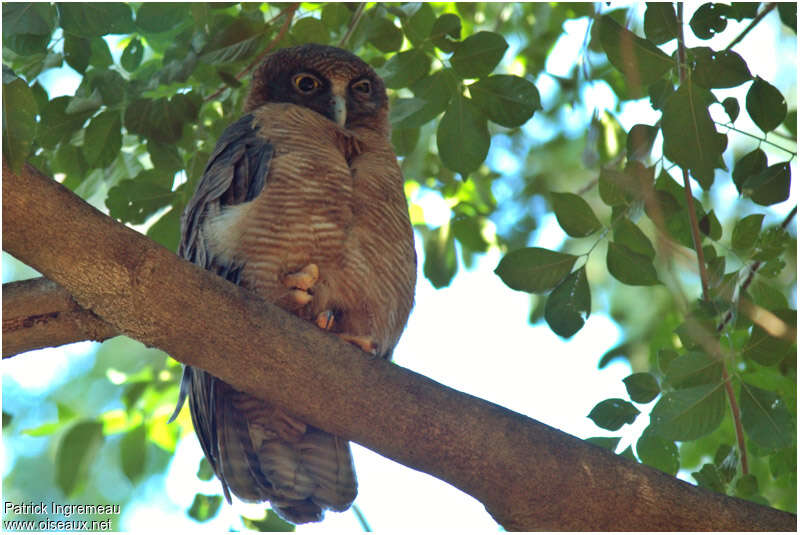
left=170, top=44, right=417, bottom=523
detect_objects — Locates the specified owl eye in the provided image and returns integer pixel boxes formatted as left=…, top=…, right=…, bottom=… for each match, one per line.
left=292, top=73, right=321, bottom=94
left=352, top=79, right=372, bottom=95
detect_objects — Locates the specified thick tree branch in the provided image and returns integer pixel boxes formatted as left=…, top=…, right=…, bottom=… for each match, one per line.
left=2, top=277, right=117, bottom=357
left=2, top=161, right=795, bottom=531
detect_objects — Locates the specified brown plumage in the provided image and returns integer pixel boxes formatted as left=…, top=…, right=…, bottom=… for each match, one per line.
left=171, top=44, right=417, bottom=523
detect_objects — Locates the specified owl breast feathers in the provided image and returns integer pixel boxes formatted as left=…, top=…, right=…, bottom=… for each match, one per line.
left=170, top=44, right=417, bottom=523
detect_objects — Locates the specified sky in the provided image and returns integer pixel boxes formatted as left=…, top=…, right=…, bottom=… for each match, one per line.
left=3, top=4, right=796, bottom=532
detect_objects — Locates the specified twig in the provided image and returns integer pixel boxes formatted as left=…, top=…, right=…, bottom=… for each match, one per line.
left=677, top=2, right=748, bottom=477
left=204, top=3, right=299, bottom=103
left=724, top=3, right=778, bottom=51
left=338, top=3, right=366, bottom=48
left=714, top=121, right=797, bottom=157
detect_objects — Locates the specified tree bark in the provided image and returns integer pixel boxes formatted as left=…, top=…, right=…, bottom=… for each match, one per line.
left=3, top=161, right=795, bottom=531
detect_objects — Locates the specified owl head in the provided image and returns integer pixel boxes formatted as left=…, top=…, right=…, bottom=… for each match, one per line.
left=245, top=44, right=389, bottom=135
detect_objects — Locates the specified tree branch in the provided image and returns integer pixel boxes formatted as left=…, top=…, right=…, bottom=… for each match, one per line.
left=2, top=277, right=117, bottom=358
left=2, top=161, right=794, bottom=531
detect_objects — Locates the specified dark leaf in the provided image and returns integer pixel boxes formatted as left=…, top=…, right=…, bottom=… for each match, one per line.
left=588, top=398, right=640, bottom=431
left=397, top=69, right=458, bottom=128
left=740, top=383, right=795, bottom=451
left=624, top=373, right=660, bottom=403
left=390, top=126, right=420, bottom=156
left=106, top=173, right=175, bottom=224
left=746, top=77, right=788, bottom=133
left=380, top=49, right=431, bottom=89
left=692, top=463, right=725, bottom=493
left=495, top=247, right=578, bottom=294
left=37, top=96, right=94, bottom=149
left=742, top=309, right=796, bottom=366
left=742, top=162, right=791, bottom=206
left=650, top=383, right=726, bottom=440
left=89, top=36, right=113, bottom=69
left=692, top=49, right=752, bottom=89
left=120, top=424, right=147, bottom=483
left=56, top=421, right=104, bottom=496
left=585, top=436, right=621, bottom=451
left=135, top=2, right=186, bottom=33
left=606, top=242, right=659, bottom=286
left=121, top=37, right=144, bottom=72
left=661, top=80, right=721, bottom=186
left=450, top=31, right=508, bottom=79
left=83, top=110, right=122, bottom=167
left=3, top=3, right=55, bottom=36
left=664, top=351, right=723, bottom=389
left=422, top=225, right=457, bottom=288
left=689, top=3, right=730, bottom=39
left=544, top=267, right=591, bottom=338
left=698, top=209, right=722, bottom=240
left=551, top=192, right=602, bottom=237
left=436, top=95, right=489, bottom=176
left=778, top=2, right=797, bottom=33
left=469, top=74, right=541, bottom=128
left=731, top=213, right=765, bottom=252
left=402, top=3, right=435, bottom=46
left=57, top=2, right=135, bottom=37
left=596, top=15, right=674, bottom=92
left=291, top=17, right=330, bottom=44
left=644, top=3, right=679, bottom=44
left=124, top=92, right=201, bottom=144
left=721, top=96, right=739, bottom=122
left=614, top=218, right=655, bottom=260
left=637, top=428, right=679, bottom=475
left=2, top=74, right=38, bottom=172
left=146, top=206, right=182, bottom=251
left=626, top=123, right=658, bottom=161
left=64, top=34, right=91, bottom=74
left=732, top=148, right=767, bottom=193
left=366, top=17, right=403, bottom=53
left=322, top=3, right=351, bottom=29
left=431, top=13, right=461, bottom=52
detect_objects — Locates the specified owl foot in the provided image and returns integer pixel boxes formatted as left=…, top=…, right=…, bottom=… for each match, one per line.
left=315, top=310, right=335, bottom=330
left=339, top=334, right=378, bottom=355
left=282, top=263, right=319, bottom=308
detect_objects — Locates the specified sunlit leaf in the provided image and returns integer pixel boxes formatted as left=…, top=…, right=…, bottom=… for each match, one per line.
left=120, top=424, right=147, bottom=483
left=56, top=421, right=104, bottom=496
left=187, top=493, right=222, bottom=522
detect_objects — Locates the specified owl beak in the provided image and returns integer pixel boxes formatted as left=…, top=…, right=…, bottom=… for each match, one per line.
left=332, top=94, right=347, bottom=128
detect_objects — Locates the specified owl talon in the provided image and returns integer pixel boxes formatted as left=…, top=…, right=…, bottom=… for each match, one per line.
left=282, top=263, right=319, bottom=308
left=339, top=334, right=378, bottom=355
left=316, top=310, right=335, bottom=330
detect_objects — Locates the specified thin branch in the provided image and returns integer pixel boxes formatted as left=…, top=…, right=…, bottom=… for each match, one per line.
left=725, top=3, right=778, bottom=51
left=714, top=121, right=797, bottom=157
left=204, top=3, right=299, bottom=103
left=677, top=2, right=747, bottom=476
left=338, top=3, right=366, bottom=48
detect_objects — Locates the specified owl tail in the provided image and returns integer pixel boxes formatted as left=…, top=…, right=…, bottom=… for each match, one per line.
left=214, top=382, right=358, bottom=524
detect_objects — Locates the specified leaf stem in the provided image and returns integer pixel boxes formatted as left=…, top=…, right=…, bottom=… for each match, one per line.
left=724, top=3, right=778, bottom=51
left=713, top=121, right=797, bottom=157
left=677, top=2, right=748, bottom=476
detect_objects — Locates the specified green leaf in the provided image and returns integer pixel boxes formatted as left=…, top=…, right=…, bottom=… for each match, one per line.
left=607, top=242, right=659, bottom=286
left=291, top=17, right=330, bottom=44
left=120, top=424, right=147, bottom=483
left=624, top=373, right=660, bottom=403
left=658, top=349, right=679, bottom=374
left=450, top=31, right=508, bottom=79
left=742, top=162, right=791, bottom=207
left=746, top=77, right=788, bottom=133
left=778, top=2, right=797, bottom=33
left=588, top=398, right=640, bottom=431
left=714, top=444, right=738, bottom=484
left=637, top=428, right=679, bottom=475
left=644, top=3, right=679, bottom=44
left=124, top=93, right=201, bottom=144
left=241, top=511, right=296, bottom=532
left=199, top=18, right=266, bottom=65
left=391, top=126, right=419, bottom=156
left=664, top=351, right=723, bottom=389
left=3, top=3, right=55, bottom=36
left=731, top=213, right=765, bottom=252
left=397, top=69, right=458, bottom=128
left=495, top=247, right=578, bottom=294
left=736, top=474, right=759, bottom=497
left=93, top=69, right=126, bottom=106
left=551, top=192, right=602, bottom=237
left=65, top=87, right=103, bottom=114
left=89, top=36, right=113, bottom=69
left=436, top=95, right=489, bottom=176
left=422, top=225, right=457, bottom=289
left=381, top=49, right=431, bottom=89
left=451, top=214, right=489, bottom=253
left=121, top=37, right=145, bottom=71
left=469, top=75, right=541, bottom=128
left=56, top=420, right=104, bottom=496
left=135, top=2, right=186, bottom=33
left=740, top=383, right=795, bottom=451
left=366, top=17, right=403, bottom=53
left=732, top=148, right=767, bottom=193
left=692, top=463, right=725, bottom=493
left=197, top=457, right=214, bottom=481
left=402, top=3, right=435, bottom=46
left=322, top=3, right=351, bottom=29
left=742, top=309, right=796, bottom=366
left=661, top=80, right=722, bottom=187
left=57, top=2, right=135, bottom=37
left=692, top=49, right=752, bottom=89
left=83, top=110, right=122, bottom=168
left=544, top=267, right=591, bottom=338
left=106, top=173, right=175, bottom=224
left=596, top=15, right=674, bottom=91
left=146, top=206, right=181, bottom=251
left=2, top=74, right=38, bottom=172
left=614, top=218, right=655, bottom=260
left=626, top=124, right=658, bottom=161
left=689, top=3, right=730, bottom=39
left=37, top=95, right=94, bottom=149
left=187, top=493, right=222, bottom=522
left=698, top=209, right=722, bottom=240
left=650, top=383, right=726, bottom=441
left=431, top=13, right=461, bottom=52
left=64, top=34, right=91, bottom=74
left=721, top=96, right=740, bottom=122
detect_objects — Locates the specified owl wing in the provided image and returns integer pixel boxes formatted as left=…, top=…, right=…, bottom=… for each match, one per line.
left=170, top=112, right=273, bottom=501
